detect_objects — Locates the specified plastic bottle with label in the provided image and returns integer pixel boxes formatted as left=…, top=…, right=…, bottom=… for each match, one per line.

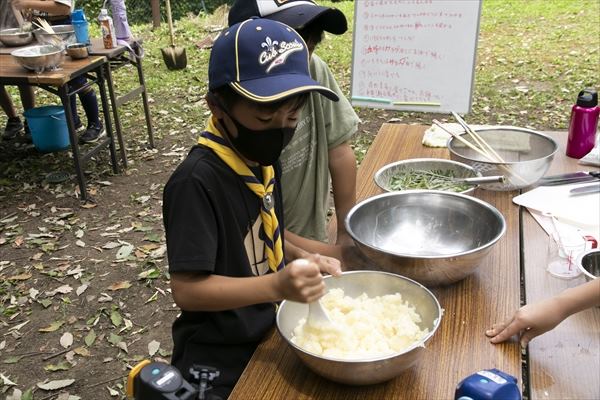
left=566, top=88, right=600, bottom=159
left=98, top=8, right=117, bottom=49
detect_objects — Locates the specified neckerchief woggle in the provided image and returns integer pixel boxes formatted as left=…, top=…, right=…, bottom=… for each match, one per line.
left=198, top=117, right=285, bottom=273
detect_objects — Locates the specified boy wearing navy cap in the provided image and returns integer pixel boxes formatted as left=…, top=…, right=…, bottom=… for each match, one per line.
left=163, top=19, right=342, bottom=399
left=229, top=0, right=361, bottom=250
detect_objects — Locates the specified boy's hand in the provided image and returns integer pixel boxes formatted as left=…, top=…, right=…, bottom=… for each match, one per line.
left=275, top=258, right=326, bottom=303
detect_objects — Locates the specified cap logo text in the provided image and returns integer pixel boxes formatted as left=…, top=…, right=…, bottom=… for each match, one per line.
left=259, top=37, right=304, bottom=73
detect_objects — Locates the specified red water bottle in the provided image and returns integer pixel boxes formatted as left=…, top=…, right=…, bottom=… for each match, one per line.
left=566, top=88, right=599, bottom=159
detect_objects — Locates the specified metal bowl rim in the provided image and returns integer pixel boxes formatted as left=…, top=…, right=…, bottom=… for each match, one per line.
left=67, top=43, right=87, bottom=49
left=373, top=157, right=481, bottom=194
left=33, top=24, right=74, bottom=34
left=345, top=190, right=507, bottom=259
left=576, top=249, right=600, bottom=280
left=276, top=270, right=443, bottom=363
left=446, top=126, right=559, bottom=165
left=11, top=44, right=64, bottom=58
left=0, top=28, right=33, bottom=36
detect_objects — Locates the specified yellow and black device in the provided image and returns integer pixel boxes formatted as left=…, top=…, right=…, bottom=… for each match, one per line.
left=126, top=360, right=198, bottom=400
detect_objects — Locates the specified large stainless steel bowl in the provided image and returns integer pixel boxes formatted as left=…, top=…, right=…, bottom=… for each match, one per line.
left=374, top=158, right=481, bottom=195
left=0, top=28, right=33, bottom=47
left=277, top=271, right=442, bottom=385
left=345, top=191, right=506, bottom=286
left=447, top=127, right=558, bottom=191
left=33, top=25, right=75, bottom=48
left=11, top=45, right=65, bottom=73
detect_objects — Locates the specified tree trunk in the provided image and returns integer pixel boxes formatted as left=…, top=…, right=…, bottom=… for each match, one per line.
left=150, top=0, right=160, bottom=28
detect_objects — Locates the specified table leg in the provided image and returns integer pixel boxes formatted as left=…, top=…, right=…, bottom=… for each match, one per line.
left=133, top=53, right=155, bottom=148
left=104, top=61, right=128, bottom=168
left=58, top=85, right=87, bottom=201
left=96, top=66, right=119, bottom=175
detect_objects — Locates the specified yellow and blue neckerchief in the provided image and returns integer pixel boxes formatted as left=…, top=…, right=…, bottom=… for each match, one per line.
left=198, top=117, right=284, bottom=272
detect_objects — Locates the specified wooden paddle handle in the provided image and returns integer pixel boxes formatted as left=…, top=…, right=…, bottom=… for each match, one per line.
left=165, top=0, right=175, bottom=47
left=11, top=4, right=25, bottom=28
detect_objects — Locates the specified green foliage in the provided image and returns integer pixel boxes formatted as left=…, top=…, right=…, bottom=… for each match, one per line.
left=77, top=0, right=235, bottom=25
left=314, top=0, right=600, bottom=129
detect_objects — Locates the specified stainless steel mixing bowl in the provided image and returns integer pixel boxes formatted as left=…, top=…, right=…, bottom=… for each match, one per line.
left=11, top=45, right=65, bottom=73
left=0, top=28, right=34, bottom=47
left=447, top=127, right=558, bottom=191
left=345, top=191, right=506, bottom=286
left=277, top=271, right=442, bottom=385
left=374, top=158, right=481, bottom=195
left=33, top=24, right=76, bottom=48
left=577, top=249, right=600, bottom=282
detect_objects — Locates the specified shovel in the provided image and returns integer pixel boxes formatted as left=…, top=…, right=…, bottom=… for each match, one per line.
left=161, top=0, right=187, bottom=70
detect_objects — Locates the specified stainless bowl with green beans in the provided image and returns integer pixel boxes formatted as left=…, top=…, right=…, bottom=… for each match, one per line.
left=374, top=158, right=482, bottom=195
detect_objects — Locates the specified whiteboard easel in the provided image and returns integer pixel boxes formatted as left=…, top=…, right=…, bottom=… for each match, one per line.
left=351, top=0, right=482, bottom=113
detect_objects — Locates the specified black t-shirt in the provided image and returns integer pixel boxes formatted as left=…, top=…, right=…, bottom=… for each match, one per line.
left=163, top=144, right=285, bottom=395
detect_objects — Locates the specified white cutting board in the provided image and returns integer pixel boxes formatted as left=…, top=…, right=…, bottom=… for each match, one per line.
left=513, top=183, right=600, bottom=231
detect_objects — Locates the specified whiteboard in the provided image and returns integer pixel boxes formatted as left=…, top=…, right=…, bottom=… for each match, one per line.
left=350, top=0, right=482, bottom=113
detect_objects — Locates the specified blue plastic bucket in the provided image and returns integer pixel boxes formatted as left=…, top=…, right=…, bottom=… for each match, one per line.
left=24, top=106, right=70, bottom=152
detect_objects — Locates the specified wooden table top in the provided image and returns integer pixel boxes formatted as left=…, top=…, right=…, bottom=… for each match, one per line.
left=522, top=133, right=600, bottom=400
left=230, top=124, right=600, bottom=400
left=0, top=54, right=105, bottom=86
left=231, top=124, right=525, bottom=399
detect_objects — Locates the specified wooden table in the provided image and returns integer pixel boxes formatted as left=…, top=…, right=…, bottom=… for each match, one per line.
left=0, top=54, right=118, bottom=201
left=229, top=124, right=600, bottom=400
left=1, top=38, right=155, bottom=168
left=522, top=133, right=600, bottom=399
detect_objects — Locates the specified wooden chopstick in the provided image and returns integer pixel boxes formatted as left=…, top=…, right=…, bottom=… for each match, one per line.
left=35, top=17, right=55, bottom=34
left=432, top=120, right=496, bottom=162
left=451, top=112, right=500, bottom=162
left=452, top=112, right=506, bottom=163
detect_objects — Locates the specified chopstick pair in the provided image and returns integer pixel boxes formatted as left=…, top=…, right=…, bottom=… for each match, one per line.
left=31, top=17, right=63, bottom=48
left=451, top=112, right=506, bottom=164
left=34, top=17, right=55, bottom=34
left=432, top=116, right=529, bottom=186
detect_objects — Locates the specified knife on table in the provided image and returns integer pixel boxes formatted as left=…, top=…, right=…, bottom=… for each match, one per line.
left=569, top=182, right=600, bottom=196
left=539, top=171, right=600, bottom=186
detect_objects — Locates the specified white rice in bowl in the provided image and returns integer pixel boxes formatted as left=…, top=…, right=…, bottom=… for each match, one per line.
left=290, top=288, right=429, bottom=359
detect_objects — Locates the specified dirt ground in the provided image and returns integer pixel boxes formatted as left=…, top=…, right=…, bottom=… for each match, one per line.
left=0, top=102, right=393, bottom=398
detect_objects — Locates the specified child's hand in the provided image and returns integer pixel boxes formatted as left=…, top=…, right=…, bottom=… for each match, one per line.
left=275, top=258, right=325, bottom=303
left=307, top=253, right=342, bottom=277
left=485, top=297, right=566, bottom=348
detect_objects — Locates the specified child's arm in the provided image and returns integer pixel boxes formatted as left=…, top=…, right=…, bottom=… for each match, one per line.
left=486, top=279, right=600, bottom=347
left=284, top=231, right=371, bottom=272
left=11, top=0, right=70, bottom=15
left=171, top=257, right=328, bottom=312
left=328, top=142, right=357, bottom=246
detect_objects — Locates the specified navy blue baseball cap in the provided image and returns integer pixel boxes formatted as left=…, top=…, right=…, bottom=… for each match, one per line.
left=229, top=0, right=348, bottom=35
left=209, top=18, right=338, bottom=103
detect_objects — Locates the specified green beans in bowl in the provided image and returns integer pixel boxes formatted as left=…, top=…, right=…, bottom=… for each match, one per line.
left=374, top=158, right=481, bottom=195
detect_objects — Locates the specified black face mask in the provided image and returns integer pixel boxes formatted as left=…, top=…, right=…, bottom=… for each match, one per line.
left=218, top=111, right=296, bottom=166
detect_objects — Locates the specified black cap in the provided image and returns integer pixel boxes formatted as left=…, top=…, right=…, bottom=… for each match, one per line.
left=576, top=88, right=598, bottom=108
left=228, top=0, right=348, bottom=35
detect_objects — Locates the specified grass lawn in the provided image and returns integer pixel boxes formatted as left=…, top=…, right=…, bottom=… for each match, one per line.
left=95, top=0, right=599, bottom=162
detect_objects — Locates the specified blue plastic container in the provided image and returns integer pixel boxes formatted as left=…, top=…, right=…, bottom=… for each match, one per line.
left=72, top=9, right=90, bottom=45
left=24, top=106, right=70, bottom=152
